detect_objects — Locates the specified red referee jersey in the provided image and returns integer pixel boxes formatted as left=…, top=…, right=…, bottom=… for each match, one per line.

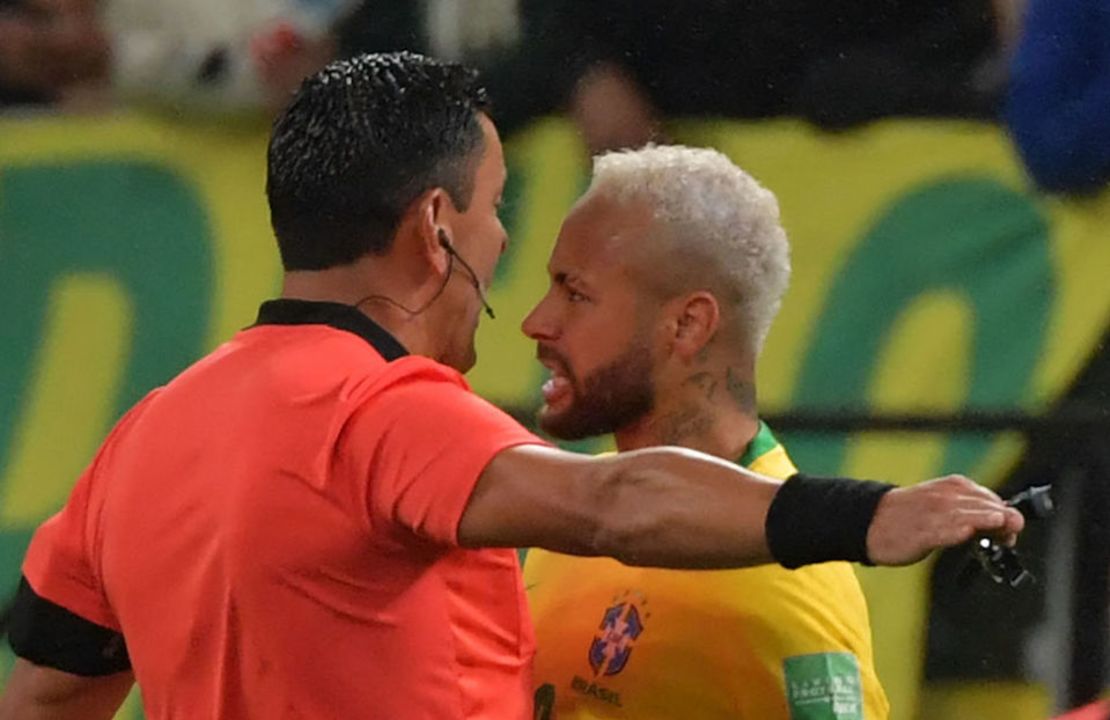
left=20, top=299, right=544, bottom=719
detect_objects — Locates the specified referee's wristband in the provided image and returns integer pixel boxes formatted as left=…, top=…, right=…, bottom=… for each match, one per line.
left=765, top=473, right=896, bottom=569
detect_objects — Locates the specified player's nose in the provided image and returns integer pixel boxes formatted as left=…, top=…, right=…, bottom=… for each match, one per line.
left=522, top=296, right=559, bottom=341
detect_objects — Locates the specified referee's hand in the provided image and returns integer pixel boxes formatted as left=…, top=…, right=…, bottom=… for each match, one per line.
left=865, top=475, right=1025, bottom=566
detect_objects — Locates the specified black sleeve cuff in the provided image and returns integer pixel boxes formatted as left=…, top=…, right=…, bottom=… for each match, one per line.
left=7, top=576, right=130, bottom=676
left=765, top=473, right=895, bottom=569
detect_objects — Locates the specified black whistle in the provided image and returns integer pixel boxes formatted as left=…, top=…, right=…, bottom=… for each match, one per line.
left=960, top=484, right=1053, bottom=590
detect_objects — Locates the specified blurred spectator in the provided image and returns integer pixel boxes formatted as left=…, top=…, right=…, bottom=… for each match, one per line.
left=794, top=0, right=1004, bottom=130
left=0, top=0, right=350, bottom=115
left=103, top=0, right=355, bottom=115
left=336, top=0, right=520, bottom=61
left=0, top=0, right=109, bottom=109
left=499, top=0, right=1003, bottom=154
left=334, top=2, right=422, bottom=59
left=335, top=1, right=532, bottom=130
left=46, top=0, right=522, bottom=117
left=976, top=0, right=1027, bottom=90
left=1004, top=0, right=1110, bottom=195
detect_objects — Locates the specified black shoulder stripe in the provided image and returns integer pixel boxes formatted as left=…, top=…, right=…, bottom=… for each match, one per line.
left=8, top=576, right=131, bottom=676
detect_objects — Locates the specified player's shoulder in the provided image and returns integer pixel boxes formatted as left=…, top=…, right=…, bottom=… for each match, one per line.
left=714, top=557, right=866, bottom=618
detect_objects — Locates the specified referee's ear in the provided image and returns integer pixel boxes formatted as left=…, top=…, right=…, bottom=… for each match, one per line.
left=404, top=187, right=454, bottom=277
left=669, top=290, right=720, bottom=362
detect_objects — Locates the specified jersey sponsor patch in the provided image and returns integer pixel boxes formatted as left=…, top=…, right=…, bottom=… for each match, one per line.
left=784, top=652, right=863, bottom=720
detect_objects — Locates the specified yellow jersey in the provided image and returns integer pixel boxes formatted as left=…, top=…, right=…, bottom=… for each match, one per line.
left=524, top=423, right=889, bottom=720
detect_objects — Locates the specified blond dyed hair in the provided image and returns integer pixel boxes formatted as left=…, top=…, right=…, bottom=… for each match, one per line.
left=589, top=145, right=791, bottom=355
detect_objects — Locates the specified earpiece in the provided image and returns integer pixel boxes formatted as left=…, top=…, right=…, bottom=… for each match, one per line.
left=434, top=228, right=496, bottom=320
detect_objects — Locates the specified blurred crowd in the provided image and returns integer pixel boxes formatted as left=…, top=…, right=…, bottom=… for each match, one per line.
left=1, top=0, right=1107, bottom=190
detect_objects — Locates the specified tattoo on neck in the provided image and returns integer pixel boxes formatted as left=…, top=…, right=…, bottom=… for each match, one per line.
left=657, top=405, right=713, bottom=446
left=683, top=371, right=718, bottom=402
left=725, top=367, right=756, bottom=413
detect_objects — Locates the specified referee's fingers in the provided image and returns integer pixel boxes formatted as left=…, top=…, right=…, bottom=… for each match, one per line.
left=998, top=505, right=1025, bottom=546
left=866, top=475, right=1026, bottom=565
left=937, top=474, right=1006, bottom=504
left=946, top=485, right=1026, bottom=544
left=931, top=506, right=1024, bottom=548
left=928, top=475, right=1023, bottom=533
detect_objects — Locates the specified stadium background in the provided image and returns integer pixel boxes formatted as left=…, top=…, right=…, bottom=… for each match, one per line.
left=1, top=111, right=1108, bottom=719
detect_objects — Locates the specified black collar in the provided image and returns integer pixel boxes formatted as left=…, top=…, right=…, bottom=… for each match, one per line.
left=253, top=299, right=409, bottom=361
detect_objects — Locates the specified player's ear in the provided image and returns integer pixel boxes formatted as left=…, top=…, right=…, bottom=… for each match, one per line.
left=671, top=291, right=720, bottom=361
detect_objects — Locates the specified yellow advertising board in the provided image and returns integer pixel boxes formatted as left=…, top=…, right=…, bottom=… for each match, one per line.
left=2, top=113, right=1108, bottom=719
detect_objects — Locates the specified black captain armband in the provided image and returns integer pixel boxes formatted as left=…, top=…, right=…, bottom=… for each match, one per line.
left=7, top=576, right=131, bottom=676
left=765, top=474, right=895, bottom=569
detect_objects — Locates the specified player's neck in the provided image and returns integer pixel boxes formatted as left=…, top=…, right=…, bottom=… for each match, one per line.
left=614, top=361, right=760, bottom=461
left=615, top=409, right=760, bottom=461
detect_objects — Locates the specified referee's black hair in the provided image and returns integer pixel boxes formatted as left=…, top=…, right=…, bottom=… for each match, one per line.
left=267, top=51, right=491, bottom=271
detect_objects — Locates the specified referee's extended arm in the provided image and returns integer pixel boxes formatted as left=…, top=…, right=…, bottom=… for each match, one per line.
left=459, top=444, right=1024, bottom=569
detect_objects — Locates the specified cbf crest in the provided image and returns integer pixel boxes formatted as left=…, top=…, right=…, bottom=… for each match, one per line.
left=588, top=590, right=649, bottom=677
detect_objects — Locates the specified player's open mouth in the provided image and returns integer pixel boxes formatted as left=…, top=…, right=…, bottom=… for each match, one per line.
left=539, top=359, right=573, bottom=409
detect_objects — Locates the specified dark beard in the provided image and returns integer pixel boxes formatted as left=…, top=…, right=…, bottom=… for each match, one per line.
left=538, top=338, right=656, bottom=441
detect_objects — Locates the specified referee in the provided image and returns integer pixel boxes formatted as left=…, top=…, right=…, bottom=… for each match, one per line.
left=0, top=53, right=1023, bottom=720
